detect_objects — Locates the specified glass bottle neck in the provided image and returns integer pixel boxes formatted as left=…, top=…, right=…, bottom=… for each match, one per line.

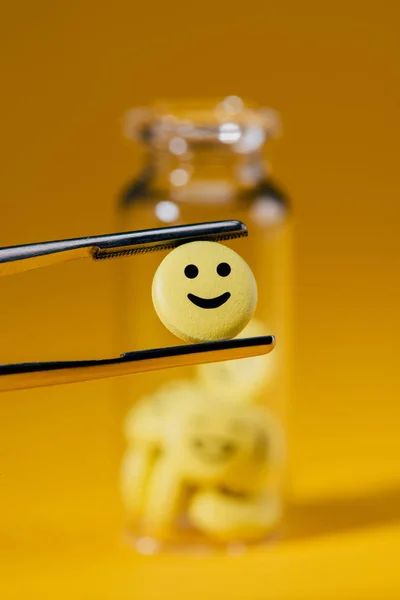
left=148, top=146, right=267, bottom=203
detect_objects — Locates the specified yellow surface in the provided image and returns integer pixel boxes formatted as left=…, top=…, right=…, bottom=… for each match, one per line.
left=1, top=0, right=400, bottom=598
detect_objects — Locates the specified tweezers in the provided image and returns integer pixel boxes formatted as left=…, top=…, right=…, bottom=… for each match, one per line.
left=0, top=220, right=275, bottom=392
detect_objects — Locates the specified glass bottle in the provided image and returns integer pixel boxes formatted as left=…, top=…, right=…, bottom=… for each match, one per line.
left=115, top=97, right=291, bottom=554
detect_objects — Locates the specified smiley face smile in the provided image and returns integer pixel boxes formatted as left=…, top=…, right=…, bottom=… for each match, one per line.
left=187, top=292, right=231, bottom=310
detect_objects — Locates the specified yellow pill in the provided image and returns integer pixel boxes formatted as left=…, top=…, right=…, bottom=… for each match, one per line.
left=123, top=380, right=200, bottom=446
left=161, top=398, right=275, bottom=493
left=142, top=455, right=187, bottom=537
left=120, top=447, right=155, bottom=519
left=197, top=319, right=276, bottom=404
left=152, top=241, right=258, bottom=342
left=123, top=395, right=163, bottom=446
left=189, top=490, right=282, bottom=542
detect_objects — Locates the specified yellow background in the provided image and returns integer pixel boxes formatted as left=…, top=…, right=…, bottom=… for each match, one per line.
left=0, top=0, right=399, bottom=598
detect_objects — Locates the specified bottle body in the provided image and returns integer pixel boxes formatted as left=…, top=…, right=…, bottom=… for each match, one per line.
left=116, top=100, right=291, bottom=553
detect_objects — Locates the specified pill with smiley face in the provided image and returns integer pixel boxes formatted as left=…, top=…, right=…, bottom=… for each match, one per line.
left=152, top=241, right=258, bottom=342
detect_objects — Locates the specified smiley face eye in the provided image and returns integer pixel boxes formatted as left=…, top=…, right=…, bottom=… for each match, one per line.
left=217, top=262, right=231, bottom=277
left=184, top=264, right=199, bottom=279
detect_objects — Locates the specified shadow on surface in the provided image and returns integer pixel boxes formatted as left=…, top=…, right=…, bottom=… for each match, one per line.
left=284, top=485, right=400, bottom=541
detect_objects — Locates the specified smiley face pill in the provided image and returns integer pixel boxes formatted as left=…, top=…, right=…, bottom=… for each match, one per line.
left=152, top=241, right=258, bottom=342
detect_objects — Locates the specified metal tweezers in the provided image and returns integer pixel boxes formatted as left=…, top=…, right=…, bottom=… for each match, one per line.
left=0, top=220, right=275, bottom=392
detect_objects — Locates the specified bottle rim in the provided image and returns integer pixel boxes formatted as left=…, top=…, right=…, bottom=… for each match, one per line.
left=123, top=96, right=280, bottom=155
